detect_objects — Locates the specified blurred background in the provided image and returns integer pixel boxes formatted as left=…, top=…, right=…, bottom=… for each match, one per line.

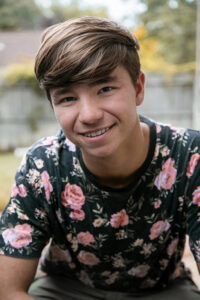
left=0, top=0, right=200, bottom=287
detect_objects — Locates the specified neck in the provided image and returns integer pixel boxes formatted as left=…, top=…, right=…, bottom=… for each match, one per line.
left=82, top=122, right=150, bottom=188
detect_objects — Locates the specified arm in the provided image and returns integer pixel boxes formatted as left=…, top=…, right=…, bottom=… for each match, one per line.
left=0, top=255, right=39, bottom=300
left=197, top=262, right=200, bottom=274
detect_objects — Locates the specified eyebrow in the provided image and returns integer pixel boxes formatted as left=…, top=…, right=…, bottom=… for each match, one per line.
left=51, top=75, right=119, bottom=99
left=88, top=75, right=119, bottom=87
left=51, top=87, right=72, bottom=99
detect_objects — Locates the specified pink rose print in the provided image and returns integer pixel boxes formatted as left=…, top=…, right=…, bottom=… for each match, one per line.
left=105, top=271, right=119, bottom=285
left=186, top=153, right=200, bottom=178
left=110, top=209, right=129, bottom=228
left=167, top=238, right=179, bottom=256
left=69, top=209, right=85, bottom=221
left=51, top=246, right=72, bottom=262
left=2, top=224, right=33, bottom=249
left=42, top=136, right=55, bottom=145
left=156, top=124, right=162, bottom=133
left=77, top=250, right=100, bottom=266
left=192, top=186, right=200, bottom=207
left=61, top=183, right=85, bottom=210
left=154, top=199, right=162, bottom=209
left=149, top=220, right=170, bottom=240
left=77, top=231, right=95, bottom=245
left=155, top=158, right=177, bottom=190
left=41, top=171, right=53, bottom=201
left=10, top=186, right=17, bottom=197
left=65, top=139, right=76, bottom=152
left=128, top=264, right=150, bottom=278
left=11, top=183, right=27, bottom=198
left=140, top=278, right=157, bottom=289
left=93, top=217, right=105, bottom=227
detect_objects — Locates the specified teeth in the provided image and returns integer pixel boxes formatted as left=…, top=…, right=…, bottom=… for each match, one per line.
left=84, top=127, right=110, bottom=138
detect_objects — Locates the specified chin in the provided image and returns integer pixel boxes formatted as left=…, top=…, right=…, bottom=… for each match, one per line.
left=84, top=147, right=117, bottom=161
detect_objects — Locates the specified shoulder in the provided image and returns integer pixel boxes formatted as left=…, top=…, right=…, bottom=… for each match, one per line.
left=27, top=130, right=76, bottom=158
left=18, top=130, right=77, bottom=175
left=152, top=119, right=200, bottom=151
left=27, top=130, right=63, bottom=155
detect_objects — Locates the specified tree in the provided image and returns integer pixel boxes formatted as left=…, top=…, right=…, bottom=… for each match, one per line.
left=0, top=0, right=109, bottom=30
left=0, top=0, right=43, bottom=30
left=46, top=0, right=109, bottom=25
left=138, top=0, right=197, bottom=64
left=133, top=24, right=195, bottom=74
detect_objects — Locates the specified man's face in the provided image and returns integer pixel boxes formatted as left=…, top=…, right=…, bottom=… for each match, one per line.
left=50, top=65, right=145, bottom=162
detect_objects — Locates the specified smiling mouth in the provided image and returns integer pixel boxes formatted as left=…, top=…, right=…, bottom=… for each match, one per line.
left=82, top=127, right=110, bottom=138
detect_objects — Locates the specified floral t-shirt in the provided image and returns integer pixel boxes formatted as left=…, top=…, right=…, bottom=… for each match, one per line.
left=0, top=116, right=200, bottom=294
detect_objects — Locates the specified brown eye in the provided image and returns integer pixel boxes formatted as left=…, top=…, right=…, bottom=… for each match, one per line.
left=100, top=87, right=113, bottom=94
left=60, top=97, right=77, bottom=103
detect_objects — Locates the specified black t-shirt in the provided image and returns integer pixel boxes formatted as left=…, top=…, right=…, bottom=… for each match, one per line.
left=0, top=116, right=200, bottom=293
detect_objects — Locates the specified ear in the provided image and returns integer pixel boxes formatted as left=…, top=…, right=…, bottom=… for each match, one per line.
left=135, top=71, right=145, bottom=106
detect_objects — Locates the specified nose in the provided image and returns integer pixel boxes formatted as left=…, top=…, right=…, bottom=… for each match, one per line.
left=78, top=97, right=103, bottom=125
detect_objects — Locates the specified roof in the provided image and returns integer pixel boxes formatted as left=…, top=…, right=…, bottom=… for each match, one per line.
left=0, top=30, right=43, bottom=66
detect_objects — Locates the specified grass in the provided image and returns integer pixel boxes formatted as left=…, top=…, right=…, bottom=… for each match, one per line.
left=0, top=152, right=21, bottom=211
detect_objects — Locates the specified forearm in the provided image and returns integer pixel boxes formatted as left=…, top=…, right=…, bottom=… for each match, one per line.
left=197, top=262, right=200, bottom=274
left=2, top=292, right=34, bottom=300
left=0, top=255, right=38, bottom=300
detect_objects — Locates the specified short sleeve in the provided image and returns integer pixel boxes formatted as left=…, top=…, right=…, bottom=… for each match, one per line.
left=0, top=151, right=52, bottom=259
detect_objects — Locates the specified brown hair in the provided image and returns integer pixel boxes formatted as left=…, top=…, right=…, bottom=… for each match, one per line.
left=35, top=16, right=141, bottom=101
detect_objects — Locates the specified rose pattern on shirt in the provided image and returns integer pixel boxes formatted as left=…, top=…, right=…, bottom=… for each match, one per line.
left=154, top=158, right=177, bottom=190
left=149, top=220, right=170, bottom=240
left=77, top=232, right=95, bottom=245
left=41, top=171, right=53, bottom=201
left=186, top=153, right=200, bottom=178
left=11, top=183, right=27, bottom=198
left=110, top=209, right=129, bottom=228
left=2, top=224, right=33, bottom=249
left=61, top=183, right=85, bottom=210
left=192, top=186, right=200, bottom=207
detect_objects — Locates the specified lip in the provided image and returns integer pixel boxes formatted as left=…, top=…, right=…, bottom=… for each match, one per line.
left=79, top=125, right=114, bottom=141
left=80, top=125, right=112, bottom=135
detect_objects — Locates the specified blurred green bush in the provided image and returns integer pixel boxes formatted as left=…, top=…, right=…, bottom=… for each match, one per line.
left=0, top=152, right=21, bottom=211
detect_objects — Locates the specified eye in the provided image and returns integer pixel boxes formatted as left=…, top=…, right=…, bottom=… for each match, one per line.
left=99, top=86, right=113, bottom=94
left=59, top=96, right=77, bottom=103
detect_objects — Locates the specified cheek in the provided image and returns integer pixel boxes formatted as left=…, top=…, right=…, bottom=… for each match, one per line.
left=54, top=108, right=74, bottom=129
left=109, top=93, right=136, bottom=116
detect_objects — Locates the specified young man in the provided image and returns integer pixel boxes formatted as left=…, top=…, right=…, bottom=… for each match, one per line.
left=0, top=16, right=199, bottom=300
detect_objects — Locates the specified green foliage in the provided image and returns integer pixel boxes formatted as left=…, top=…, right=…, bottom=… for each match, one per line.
left=138, top=0, right=197, bottom=64
left=0, top=152, right=21, bottom=211
left=1, top=60, right=42, bottom=95
left=0, top=0, right=108, bottom=30
left=134, top=25, right=196, bottom=75
left=0, top=0, right=43, bottom=30
left=47, top=0, right=109, bottom=24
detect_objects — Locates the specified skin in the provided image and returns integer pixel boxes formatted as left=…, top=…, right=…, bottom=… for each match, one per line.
left=0, top=65, right=199, bottom=298
left=51, top=65, right=150, bottom=188
left=0, top=255, right=38, bottom=299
